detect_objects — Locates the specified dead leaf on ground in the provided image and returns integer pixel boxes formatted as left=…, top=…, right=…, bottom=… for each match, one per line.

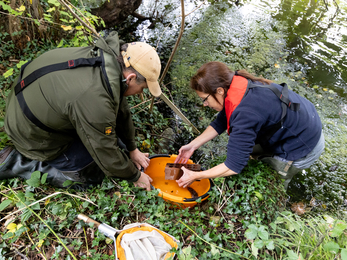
left=291, top=202, right=306, bottom=215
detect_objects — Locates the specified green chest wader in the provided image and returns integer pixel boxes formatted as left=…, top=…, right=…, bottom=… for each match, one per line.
left=0, top=55, right=108, bottom=190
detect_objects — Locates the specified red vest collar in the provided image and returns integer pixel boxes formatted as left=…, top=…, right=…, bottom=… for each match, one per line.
left=225, top=75, right=249, bottom=135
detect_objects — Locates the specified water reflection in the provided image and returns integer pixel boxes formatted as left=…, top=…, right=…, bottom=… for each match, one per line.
left=260, top=0, right=347, bottom=93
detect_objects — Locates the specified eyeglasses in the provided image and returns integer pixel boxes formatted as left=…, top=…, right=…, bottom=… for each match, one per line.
left=201, top=94, right=210, bottom=104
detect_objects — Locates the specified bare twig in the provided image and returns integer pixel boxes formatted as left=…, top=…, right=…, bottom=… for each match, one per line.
left=184, top=0, right=208, bottom=17
left=130, top=99, right=152, bottom=110
left=332, top=0, right=340, bottom=13
left=14, top=249, right=29, bottom=260
left=134, top=101, right=161, bottom=115
left=155, top=0, right=208, bottom=50
left=25, top=230, right=48, bottom=260
left=158, top=0, right=185, bottom=86
left=149, top=0, right=185, bottom=112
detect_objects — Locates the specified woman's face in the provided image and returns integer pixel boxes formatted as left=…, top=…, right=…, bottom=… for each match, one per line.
left=196, top=89, right=225, bottom=111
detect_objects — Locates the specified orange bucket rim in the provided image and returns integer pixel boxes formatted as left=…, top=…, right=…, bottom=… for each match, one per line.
left=148, top=154, right=212, bottom=203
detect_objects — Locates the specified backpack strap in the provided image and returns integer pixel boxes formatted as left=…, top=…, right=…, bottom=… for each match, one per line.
left=15, top=57, right=102, bottom=95
left=15, top=57, right=103, bottom=132
left=248, top=82, right=300, bottom=125
left=248, top=82, right=300, bottom=143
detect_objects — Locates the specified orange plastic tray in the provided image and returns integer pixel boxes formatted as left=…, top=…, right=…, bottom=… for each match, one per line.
left=145, top=154, right=211, bottom=208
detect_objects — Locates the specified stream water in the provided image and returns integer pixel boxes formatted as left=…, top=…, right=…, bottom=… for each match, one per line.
left=134, top=0, right=347, bottom=208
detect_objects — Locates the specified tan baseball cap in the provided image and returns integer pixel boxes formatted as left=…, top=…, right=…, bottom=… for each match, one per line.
left=121, top=42, right=162, bottom=97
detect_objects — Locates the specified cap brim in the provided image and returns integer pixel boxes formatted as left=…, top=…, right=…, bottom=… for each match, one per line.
left=147, top=80, right=162, bottom=97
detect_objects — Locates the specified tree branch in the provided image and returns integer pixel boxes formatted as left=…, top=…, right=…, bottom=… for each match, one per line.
left=58, top=0, right=99, bottom=37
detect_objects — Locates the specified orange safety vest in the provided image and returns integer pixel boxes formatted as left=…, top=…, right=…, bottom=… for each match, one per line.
left=224, top=75, right=300, bottom=137
left=225, top=75, right=249, bottom=135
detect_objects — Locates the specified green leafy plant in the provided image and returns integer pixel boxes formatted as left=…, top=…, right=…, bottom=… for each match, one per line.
left=274, top=212, right=347, bottom=260
left=245, top=224, right=275, bottom=258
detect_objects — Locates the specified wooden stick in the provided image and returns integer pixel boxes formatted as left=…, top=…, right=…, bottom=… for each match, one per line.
left=150, top=0, right=186, bottom=112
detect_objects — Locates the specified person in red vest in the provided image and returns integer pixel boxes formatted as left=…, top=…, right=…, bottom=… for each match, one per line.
left=174, top=61, right=324, bottom=189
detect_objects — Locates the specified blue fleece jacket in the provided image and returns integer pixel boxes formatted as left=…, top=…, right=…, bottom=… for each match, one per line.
left=210, top=81, right=322, bottom=174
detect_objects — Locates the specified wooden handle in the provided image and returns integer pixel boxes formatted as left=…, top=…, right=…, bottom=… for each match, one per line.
left=77, top=214, right=101, bottom=228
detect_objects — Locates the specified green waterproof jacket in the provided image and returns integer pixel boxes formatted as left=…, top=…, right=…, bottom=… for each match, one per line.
left=4, top=32, right=141, bottom=182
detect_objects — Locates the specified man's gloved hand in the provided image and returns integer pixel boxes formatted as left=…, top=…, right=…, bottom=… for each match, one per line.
left=134, top=172, right=153, bottom=191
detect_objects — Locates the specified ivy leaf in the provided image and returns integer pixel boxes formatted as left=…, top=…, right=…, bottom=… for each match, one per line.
left=26, top=171, right=41, bottom=187
left=34, top=19, right=40, bottom=26
left=265, top=240, right=275, bottom=250
left=179, top=246, right=192, bottom=260
left=31, top=202, right=40, bottom=211
left=57, top=39, right=64, bottom=48
left=323, top=241, right=340, bottom=254
left=21, top=208, right=32, bottom=222
left=286, top=222, right=295, bottom=232
left=16, top=60, right=28, bottom=69
left=2, top=232, right=14, bottom=239
left=211, top=245, right=219, bottom=256
left=51, top=204, right=63, bottom=215
left=41, top=173, right=48, bottom=184
left=62, top=180, right=73, bottom=187
left=0, top=199, right=12, bottom=212
left=0, top=1, right=11, bottom=12
left=258, top=225, right=269, bottom=240
left=254, top=239, right=264, bottom=249
left=331, top=221, right=347, bottom=237
left=254, top=191, right=263, bottom=200
left=245, top=224, right=258, bottom=240
left=269, top=222, right=277, bottom=232
left=341, top=249, right=347, bottom=260
left=251, top=243, right=258, bottom=258
left=3, top=68, right=14, bottom=78
left=202, top=232, right=212, bottom=242
left=105, top=238, right=113, bottom=244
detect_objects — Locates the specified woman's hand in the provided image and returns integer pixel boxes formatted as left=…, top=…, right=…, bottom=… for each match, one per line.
left=174, top=126, right=219, bottom=163
left=174, top=144, right=195, bottom=164
left=134, top=172, right=153, bottom=191
left=129, top=148, right=150, bottom=170
left=176, top=166, right=198, bottom=188
left=177, top=163, right=238, bottom=188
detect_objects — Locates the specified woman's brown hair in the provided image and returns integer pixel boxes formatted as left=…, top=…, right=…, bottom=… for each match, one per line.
left=190, top=61, right=273, bottom=104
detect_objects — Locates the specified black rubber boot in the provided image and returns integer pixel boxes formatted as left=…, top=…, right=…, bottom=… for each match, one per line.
left=0, top=147, right=104, bottom=190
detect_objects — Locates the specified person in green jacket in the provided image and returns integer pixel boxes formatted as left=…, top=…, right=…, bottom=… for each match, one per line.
left=0, top=32, right=161, bottom=191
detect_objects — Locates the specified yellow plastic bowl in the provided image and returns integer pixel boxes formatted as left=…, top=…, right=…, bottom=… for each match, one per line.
left=145, top=154, right=211, bottom=208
